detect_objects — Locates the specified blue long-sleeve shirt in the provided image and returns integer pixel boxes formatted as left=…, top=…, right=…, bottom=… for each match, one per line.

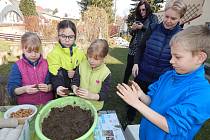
left=7, top=55, right=50, bottom=97
left=140, top=65, right=210, bottom=140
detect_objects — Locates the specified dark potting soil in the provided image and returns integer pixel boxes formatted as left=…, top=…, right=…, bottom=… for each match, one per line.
left=42, top=105, right=94, bottom=140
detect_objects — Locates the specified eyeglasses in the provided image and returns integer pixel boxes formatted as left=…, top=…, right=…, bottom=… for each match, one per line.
left=140, top=8, right=146, bottom=12
left=58, top=34, right=75, bottom=40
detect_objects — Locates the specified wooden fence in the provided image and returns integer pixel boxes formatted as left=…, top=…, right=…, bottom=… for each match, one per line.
left=0, top=32, right=56, bottom=43
left=0, top=33, right=21, bottom=42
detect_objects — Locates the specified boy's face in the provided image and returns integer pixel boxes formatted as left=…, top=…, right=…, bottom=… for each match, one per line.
left=170, top=43, right=202, bottom=74
left=58, top=28, right=75, bottom=48
left=23, top=47, right=41, bottom=62
left=87, top=56, right=104, bottom=69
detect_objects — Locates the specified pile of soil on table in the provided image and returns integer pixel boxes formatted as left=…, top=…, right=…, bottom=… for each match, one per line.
left=42, top=105, right=94, bottom=140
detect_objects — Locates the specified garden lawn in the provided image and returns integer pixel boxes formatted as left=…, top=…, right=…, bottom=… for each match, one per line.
left=0, top=40, right=11, bottom=51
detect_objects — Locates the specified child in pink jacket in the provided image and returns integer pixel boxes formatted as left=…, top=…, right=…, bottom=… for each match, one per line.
left=7, top=32, right=54, bottom=105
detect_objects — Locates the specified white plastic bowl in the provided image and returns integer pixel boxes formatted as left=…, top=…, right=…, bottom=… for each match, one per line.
left=4, top=104, right=37, bottom=121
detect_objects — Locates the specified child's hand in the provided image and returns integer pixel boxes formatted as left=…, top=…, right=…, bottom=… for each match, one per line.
left=24, top=84, right=39, bottom=94
left=76, top=88, right=91, bottom=99
left=37, top=84, right=50, bottom=92
left=57, top=86, right=68, bottom=97
left=71, top=85, right=79, bottom=95
left=129, top=81, right=144, bottom=99
left=68, top=70, right=75, bottom=78
left=116, top=83, right=141, bottom=108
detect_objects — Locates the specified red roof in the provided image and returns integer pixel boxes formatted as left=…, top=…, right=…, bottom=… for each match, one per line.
left=36, top=6, right=44, bottom=13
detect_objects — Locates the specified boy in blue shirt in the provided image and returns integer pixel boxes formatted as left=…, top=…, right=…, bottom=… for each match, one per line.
left=116, top=25, right=210, bottom=140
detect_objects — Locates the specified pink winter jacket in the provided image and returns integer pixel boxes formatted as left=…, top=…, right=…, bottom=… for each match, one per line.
left=16, top=57, right=53, bottom=105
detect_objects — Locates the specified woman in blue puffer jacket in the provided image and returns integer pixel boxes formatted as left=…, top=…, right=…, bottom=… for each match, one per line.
left=126, top=0, right=187, bottom=124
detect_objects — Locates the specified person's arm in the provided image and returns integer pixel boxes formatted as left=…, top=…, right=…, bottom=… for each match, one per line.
left=47, top=49, right=65, bottom=91
left=43, top=71, right=53, bottom=92
left=50, top=68, right=66, bottom=91
left=165, top=92, right=210, bottom=136
left=134, top=26, right=152, bottom=64
left=116, top=82, right=169, bottom=133
left=46, top=71, right=53, bottom=92
left=71, top=68, right=80, bottom=94
left=98, top=74, right=111, bottom=101
left=44, top=71, right=50, bottom=84
left=132, top=29, right=150, bottom=77
left=134, top=39, right=144, bottom=64
left=70, top=68, right=80, bottom=87
left=47, top=50, right=61, bottom=76
left=14, top=85, right=39, bottom=95
left=141, top=14, right=159, bottom=31
left=130, top=81, right=151, bottom=105
left=37, top=83, right=52, bottom=93
left=14, top=86, right=26, bottom=95
left=50, top=69, right=70, bottom=97
left=76, top=88, right=100, bottom=100
left=134, top=100, right=169, bottom=133
left=7, top=64, right=21, bottom=97
left=128, top=22, right=138, bottom=36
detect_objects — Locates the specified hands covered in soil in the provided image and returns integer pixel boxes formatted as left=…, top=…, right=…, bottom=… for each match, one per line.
left=24, top=84, right=39, bottom=94
left=129, top=81, right=144, bottom=99
left=71, top=85, right=79, bottom=95
left=36, top=83, right=51, bottom=92
left=68, top=70, right=75, bottom=78
left=56, top=86, right=69, bottom=97
left=116, top=81, right=143, bottom=108
left=75, top=88, right=92, bottom=100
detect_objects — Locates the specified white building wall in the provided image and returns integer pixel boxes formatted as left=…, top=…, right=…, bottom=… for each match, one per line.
left=184, top=0, right=210, bottom=28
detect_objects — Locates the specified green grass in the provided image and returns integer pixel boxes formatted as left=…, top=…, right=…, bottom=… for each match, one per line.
left=0, top=63, right=13, bottom=85
left=0, top=40, right=11, bottom=51
left=207, top=58, right=210, bottom=63
left=104, top=47, right=129, bottom=125
left=1, top=46, right=210, bottom=139
left=0, top=63, right=13, bottom=75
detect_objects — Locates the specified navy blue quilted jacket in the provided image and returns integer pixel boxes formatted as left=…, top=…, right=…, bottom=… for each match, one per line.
left=135, top=22, right=182, bottom=84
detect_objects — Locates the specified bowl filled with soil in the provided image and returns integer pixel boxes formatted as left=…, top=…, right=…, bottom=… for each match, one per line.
left=35, top=96, right=98, bottom=140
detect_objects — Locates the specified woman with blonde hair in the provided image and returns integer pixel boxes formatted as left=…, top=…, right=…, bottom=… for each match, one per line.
left=126, top=0, right=187, bottom=124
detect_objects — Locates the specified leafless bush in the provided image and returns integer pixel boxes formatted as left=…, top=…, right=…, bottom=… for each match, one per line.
left=24, top=16, right=39, bottom=32
left=39, top=20, right=59, bottom=41
left=77, top=6, right=108, bottom=48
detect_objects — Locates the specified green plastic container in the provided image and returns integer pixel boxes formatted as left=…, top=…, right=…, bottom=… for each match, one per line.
left=35, top=96, right=98, bottom=140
